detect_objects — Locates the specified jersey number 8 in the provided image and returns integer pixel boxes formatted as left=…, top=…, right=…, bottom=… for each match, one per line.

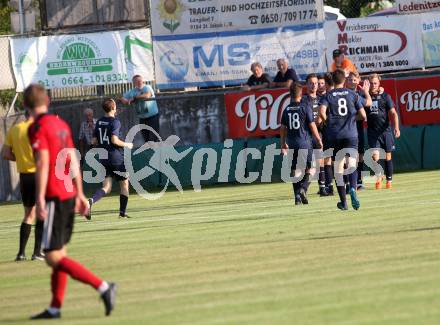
left=288, top=112, right=300, bottom=130
left=338, top=98, right=348, bottom=116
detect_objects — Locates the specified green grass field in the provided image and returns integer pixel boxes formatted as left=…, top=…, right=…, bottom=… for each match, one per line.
left=1, top=170, right=440, bottom=324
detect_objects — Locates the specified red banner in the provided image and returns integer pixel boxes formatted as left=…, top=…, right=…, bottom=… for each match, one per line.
left=224, top=76, right=439, bottom=139
left=225, top=88, right=290, bottom=139
left=395, top=76, right=440, bottom=126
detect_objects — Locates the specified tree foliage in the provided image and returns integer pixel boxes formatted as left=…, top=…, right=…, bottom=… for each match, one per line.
left=324, top=0, right=395, bottom=18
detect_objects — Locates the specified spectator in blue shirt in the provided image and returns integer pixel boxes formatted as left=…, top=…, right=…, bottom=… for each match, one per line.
left=271, top=58, right=299, bottom=88
left=119, top=75, right=159, bottom=142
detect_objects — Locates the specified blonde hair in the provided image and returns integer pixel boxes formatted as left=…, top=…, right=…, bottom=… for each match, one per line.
left=369, top=73, right=381, bottom=81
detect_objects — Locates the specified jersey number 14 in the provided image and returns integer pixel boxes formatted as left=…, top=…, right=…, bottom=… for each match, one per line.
left=98, top=128, right=110, bottom=145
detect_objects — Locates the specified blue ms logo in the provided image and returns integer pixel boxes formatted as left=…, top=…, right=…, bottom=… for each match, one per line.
left=193, top=43, right=251, bottom=68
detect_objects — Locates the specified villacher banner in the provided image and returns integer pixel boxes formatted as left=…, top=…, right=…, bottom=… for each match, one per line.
left=9, top=29, right=154, bottom=91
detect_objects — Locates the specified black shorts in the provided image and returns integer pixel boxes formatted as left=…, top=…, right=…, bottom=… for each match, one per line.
left=42, top=198, right=75, bottom=252
left=19, top=173, right=36, bottom=207
left=324, top=137, right=358, bottom=160
left=368, top=132, right=395, bottom=153
left=291, top=148, right=313, bottom=170
left=102, top=161, right=128, bottom=181
left=357, top=122, right=365, bottom=155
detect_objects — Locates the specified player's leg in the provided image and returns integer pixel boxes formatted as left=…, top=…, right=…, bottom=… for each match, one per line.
left=92, top=177, right=112, bottom=204
left=291, top=150, right=302, bottom=205
left=347, top=155, right=360, bottom=210
left=86, top=177, right=112, bottom=220
left=368, top=134, right=383, bottom=189
left=298, top=149, right=313, bottom=204
left=334, top=153, right=348, bottom=210
left=383, top=132, right=395, bottom=189
left=32, top=199, right=116, bottom=319
left=357, top=122, right=365, bottom=190
left=357, top=152, right=365, bottom=190
left=118, top=179, right=130, bottom=218
left=24, top=173, right=44, bottom=261
left=16, top=206, right=34, bottom=261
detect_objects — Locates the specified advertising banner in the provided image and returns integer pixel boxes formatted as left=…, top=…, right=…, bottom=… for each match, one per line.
left=154, top=25, right=327, bottom=89
left=10, top=29, right=154, bottom=91
left=225, top=79, right=399, bottom=139
left=324, top=15, right=424, bottom=73
left=396, top=76, right=440, bottom=126
left=421, top=12, right=440, bottom=68
left=150, top=0, right=324, bottom=36
left=396, top=0, right=440, bottom=14
left=225, top=88, right=290, bottom=139
left=0, top=37, right=16, bottom=90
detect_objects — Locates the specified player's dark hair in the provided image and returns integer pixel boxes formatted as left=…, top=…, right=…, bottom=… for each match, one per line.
left=132, top=74, right=142, bottom=80
left=102, top=98, right=115, bottom=113
left=332, top=69, right=346, bottom=85
left=324, top=73, right=334, bottom=87
left=23, top=84, right=47, bottom=110
left=289, top=81, right=303, bottom=98
left=317, top=74, right=325, bottom=80
left=306, top=73, right=318, bottom=83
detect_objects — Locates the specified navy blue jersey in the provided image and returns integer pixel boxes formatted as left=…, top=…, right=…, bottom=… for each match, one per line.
left=302, top=94, right=319, bottom=120
left=281, top=100, right=313, bottom=148
left=94, top=116, right=123, bottom=165
left=366, top=92, right=395, bottom=136
left=319, top=88, right=366, bottom=140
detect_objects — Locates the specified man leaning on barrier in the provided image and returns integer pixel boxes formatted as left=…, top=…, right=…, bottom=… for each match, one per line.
left=119, top=75, right=159, bottom=143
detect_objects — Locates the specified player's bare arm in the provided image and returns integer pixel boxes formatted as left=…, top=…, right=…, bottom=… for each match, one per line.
left=35, top=149, right=49, bottom=221
left=390, top=107, right=401, bottom=138
left=1, top=145, right=16, bottom=161
left=358, top=107, right=367, bottom=122
left=309, top=122, right=323, bottom=149
left=317, top=104, right=327, bottom=125
left=280, top=125, right=288, bottom=156
left=91, top=137, right=98, bottom=146
left=111, top=135, right=133, bottom=149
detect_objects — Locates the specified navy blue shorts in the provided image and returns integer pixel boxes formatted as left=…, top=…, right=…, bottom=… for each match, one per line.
left=101, top=160, right=128, bottom=181
left=312, top=131, right=322, bottom=150
left=323, top=137, right=358, bottom=160
left=368, top=132, right=395, bottom=153
left=291, top=148, right=313, bottom=170
left=357, top=122, right=365, bottom=155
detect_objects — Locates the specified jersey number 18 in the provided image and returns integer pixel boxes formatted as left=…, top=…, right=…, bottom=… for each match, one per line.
left=288, top=112, right=300, bottom=130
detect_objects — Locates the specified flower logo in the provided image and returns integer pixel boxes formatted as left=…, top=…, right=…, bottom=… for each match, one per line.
left=157, top=0, right=185, bottom=33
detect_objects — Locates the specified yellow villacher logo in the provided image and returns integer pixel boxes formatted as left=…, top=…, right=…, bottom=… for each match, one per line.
left=157, top=0, right=185, bottom=33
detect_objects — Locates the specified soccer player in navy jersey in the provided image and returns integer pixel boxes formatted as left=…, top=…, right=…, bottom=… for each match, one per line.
left=302, top=73, right=327, bottom=197
left=26, top=84, right=116, bottom=319
left=346, top=71, right=367, bottom=190
left=281, top=82, right=322, bottom=205
left=317, top=70, right=371, bottom=210
left=366, top=73, right=400, bottom=189
left=87, top=98, right=133, bottom=219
